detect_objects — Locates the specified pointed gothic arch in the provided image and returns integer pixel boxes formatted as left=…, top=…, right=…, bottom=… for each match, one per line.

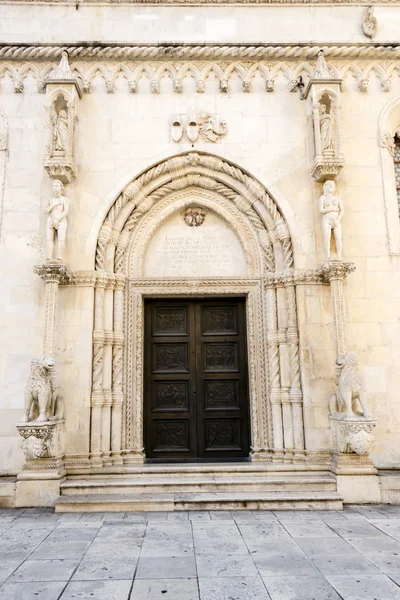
left=90, top=151, right=305, bottom=467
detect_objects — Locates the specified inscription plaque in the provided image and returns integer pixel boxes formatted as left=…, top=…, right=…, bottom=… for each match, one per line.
left=144, top=211, right=247, bottom=277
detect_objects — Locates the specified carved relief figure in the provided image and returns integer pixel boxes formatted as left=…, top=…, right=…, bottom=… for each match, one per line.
left=45, top=180, right=69, bottom=262
left=363, top=7, right=377, bottom=39
left=202, top=115, right=227, bottom=142
left=319, top=104, right=334, bottom=153
left=22, top=356, right=63, bottom=423
left=319, top=180, right=344, bottom=259
left=330, top=353, right=373, bottom=420
left=52, top=108, right=69, bottom=154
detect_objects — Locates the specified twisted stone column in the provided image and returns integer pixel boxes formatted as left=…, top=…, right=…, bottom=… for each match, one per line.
left=90, top=274, right=107, bottom=461
left=266, top=285, right=284, bottom=453
left=111, top=276, right=125, bottom=463
left=285, top=282, right=305, bottom=454
left=317, top=260, right=355, bottom=359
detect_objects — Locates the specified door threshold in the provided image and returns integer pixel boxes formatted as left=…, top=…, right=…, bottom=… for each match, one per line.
left=145, top=457, right=252, bottom=464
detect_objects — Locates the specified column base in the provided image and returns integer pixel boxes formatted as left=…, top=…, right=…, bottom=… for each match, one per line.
left=16, top=460, right=66, bottom=507
left=331, top=453, right=380, bottom=504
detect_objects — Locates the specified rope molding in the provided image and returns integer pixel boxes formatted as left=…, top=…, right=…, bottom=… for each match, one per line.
left=0, top=43, right=400, bottom=62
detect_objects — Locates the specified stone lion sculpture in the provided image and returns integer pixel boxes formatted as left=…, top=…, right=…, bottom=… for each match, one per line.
left=22, top=355, right=63, bottom=423
left=330, top=352, right=372, bottom=419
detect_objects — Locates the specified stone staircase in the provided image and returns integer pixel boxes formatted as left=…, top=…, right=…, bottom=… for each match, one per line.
left=55, top=464, right=343, bottom=512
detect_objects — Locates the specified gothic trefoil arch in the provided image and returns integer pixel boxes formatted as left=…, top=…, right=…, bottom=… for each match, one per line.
left=91, top=151, right=305, bottom=466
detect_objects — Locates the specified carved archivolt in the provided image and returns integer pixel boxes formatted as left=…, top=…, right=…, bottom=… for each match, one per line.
left=0, top=58, right=399, bottom=94
left=88, top=151, right=307, bottom=467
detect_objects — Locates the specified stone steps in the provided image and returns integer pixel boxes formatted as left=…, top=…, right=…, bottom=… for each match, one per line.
left=61, top=475, right=337, bottom=495
left=55, top=490, right=343, bottom=512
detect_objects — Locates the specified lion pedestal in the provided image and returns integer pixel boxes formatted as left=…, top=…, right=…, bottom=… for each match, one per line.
left=15, top=356, right=66, bottom=507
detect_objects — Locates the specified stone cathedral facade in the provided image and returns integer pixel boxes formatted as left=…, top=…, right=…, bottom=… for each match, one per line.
left=0, top=1, right=399, bottom=510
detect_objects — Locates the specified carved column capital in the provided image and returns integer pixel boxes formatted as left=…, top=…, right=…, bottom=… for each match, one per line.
left=317, top=260, right=355, bottom=282
left=34, top=262, right=72, bottom=285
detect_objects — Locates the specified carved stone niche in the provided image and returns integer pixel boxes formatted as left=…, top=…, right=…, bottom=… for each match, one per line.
left=304, top=52, right=344, bottom=182
left=43, top=52, right=82, bottom=183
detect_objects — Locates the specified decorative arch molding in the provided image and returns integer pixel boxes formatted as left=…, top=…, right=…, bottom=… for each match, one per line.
left=379, top=96, right=400, bottom=255
left=89, top=151, right=306, bottom=467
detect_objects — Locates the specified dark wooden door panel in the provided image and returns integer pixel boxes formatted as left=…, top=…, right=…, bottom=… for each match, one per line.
left=144, top=298, right=250, bottom=459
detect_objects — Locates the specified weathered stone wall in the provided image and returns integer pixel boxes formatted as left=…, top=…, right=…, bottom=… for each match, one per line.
left=0, top=2, right=399, bottom=474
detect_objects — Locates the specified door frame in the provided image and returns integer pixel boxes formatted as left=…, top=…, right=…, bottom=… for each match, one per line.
left=143, top=297, right=251, bottom=461
left=124, top=278, right=267, bottom=462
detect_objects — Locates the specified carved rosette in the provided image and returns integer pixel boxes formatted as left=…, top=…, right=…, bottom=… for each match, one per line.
left=17, top=419, right=64, bottom=463
left=330, top=415, right=376, bottom=456
left=43, top=52, right=82, bottom=183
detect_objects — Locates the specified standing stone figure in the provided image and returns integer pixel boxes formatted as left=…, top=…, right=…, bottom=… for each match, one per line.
left=52, top=108, right=69, bottom=154
left=45, top=180, right=69, bottom=262
left=319, top=104, right=334, bottom=153
left=319, top=180, right=344, bottom=259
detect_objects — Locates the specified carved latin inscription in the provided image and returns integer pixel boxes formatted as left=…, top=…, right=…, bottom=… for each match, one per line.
left=144, top=211, right=247, bottom=278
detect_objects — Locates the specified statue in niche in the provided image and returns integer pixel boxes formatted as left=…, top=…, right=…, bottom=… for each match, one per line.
left=319, top=103, right=334, bottom=154
left=319, top=180, right=344, bottom=259
left=51, top=106, right=69, bottom=155
left=45, top=179, right=69, bottom=262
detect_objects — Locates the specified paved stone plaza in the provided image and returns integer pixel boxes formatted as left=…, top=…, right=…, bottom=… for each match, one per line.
left=1, top=507, right=400, bottom=599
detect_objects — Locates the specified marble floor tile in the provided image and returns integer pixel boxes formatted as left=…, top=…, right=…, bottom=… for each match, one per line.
left=293, top=536, right=359, bottom=557
left=0, top=581, right=67, bottom=599
left=243, top=536, right=302, bottom=556
left=136, top=556, right=197, bottom=579
left=131, top=578, right=199, bottom=599
left=85, top=540, right=142, bottom=558
left=282, top=522, right=339, bottom=538
left=327, top=574, right=400, bottom=600
left=8, top=559, right=79, bottom=582
left=140, top=536, right=194, bottom=557
left=194, top=536, right=249, bottom=556
left=60, top=579, right=132, bottom=599
left=311, top=552, right=381, bottom=576
left=363, top=551, right=400, bottom=573
left=328, top=521, right=386, bottom=538
left=253, top=551, right=320, bottom=577
left=29, top=540, right=91, bottom=560
left=348, top=535, right=400, bottom=555
left=263, top=575, right=341, bottom=600
left=198, top=575, right=269, bottom=600
left=72, top=556, right=137, bottom=580
left=0, top=560, right=22, bottom=584
left=196, top=554, right=258, bottom=578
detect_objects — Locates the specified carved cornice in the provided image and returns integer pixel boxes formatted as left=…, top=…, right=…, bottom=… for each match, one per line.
left=0, top=43, right=399, bottom=62
left=317, top=260, right=356, bottom=282
left=0, top=1, right=395, bottom=6
left=264, top=269, right=324, bottom=286
left=34, top=262, right=72, bottom=284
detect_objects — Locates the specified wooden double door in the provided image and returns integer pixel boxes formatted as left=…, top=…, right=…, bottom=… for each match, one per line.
left=144, top=298, right=250, bottom=460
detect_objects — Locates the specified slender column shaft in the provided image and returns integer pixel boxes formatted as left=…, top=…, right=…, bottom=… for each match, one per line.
left=286, top=284, right=305, bottom=451
left=330, top=278, right=347, bottom=358
left=266, top=286, right=283, bottom=450
left=111, top=278, right=125, bottom=456
left=90, top=275, right=106, bottom=456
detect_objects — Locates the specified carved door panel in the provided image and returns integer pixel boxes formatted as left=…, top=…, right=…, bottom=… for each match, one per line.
left=144, top=299, right=250, bottom=459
